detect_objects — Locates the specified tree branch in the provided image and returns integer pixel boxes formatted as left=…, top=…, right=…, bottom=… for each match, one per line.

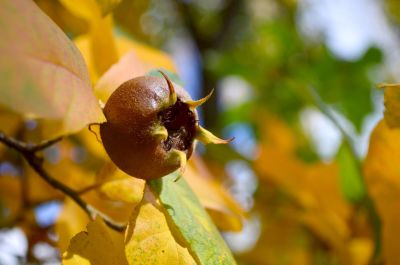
left=0, top=132, right=125, bottom=231
left=174, top=0, right=245, bottom=128
left=175, top=0, right=244, bottom=50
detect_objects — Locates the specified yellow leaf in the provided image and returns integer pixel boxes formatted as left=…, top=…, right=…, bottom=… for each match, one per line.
left=238, top=208, right=312, bottom=265
left=26, top=166, right=62, bottom=203
left=95, top=44, right=176, bottom=102
left=75, top=34, right=177, bottom=89
left=62, top=217, right=128, bottom=265
left=90, top=15, right=119, bottom=75
left=0, top=109, right=21, bottom=135
left=56, top=198, right=90, bottom=254
left=94, top=51, right=147, bottom=102
left=74, top=25, right=175, bottom=93
left=347, top=238, right=374, bottom=265
left=97, top=161, right=145, bottom=204
left=74, top=35, right=99, bottom=83
left=95, top=0, right=122, bottom=16
left=35, top=0, right=88, bottom=36
left=0, top=175, right=22, bottom=224
left=184, top=156, right=245, bottom=232
left=60, top=0, right=119, bottom=76
left=75, top=30, right=176, bottom=89
left=364, top=119, right=400, bottom=264
left=259, top=115, right=297, bottom=154
left=125, top=190, right=196, bottom=265
left=100, top=178, right=144, bottom=203
left=82, top=189, right=135, bottom=225
left=0, top=109, right=21, bottom=156
left=255, top=116, right=352, bottom=252
left=381, top=83, right=400, bottom=128
left=59, top=0, right=101, bottom=21
left=59, top=0, right=121, bottom=18
left=115, top=36, right=176, bottom=72
left=56, top=161, right=145, bottom=226
left=76, top=126, right=108, bottom=160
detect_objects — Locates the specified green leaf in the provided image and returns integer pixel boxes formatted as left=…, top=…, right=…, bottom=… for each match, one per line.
left=0, top=0, right=105, bottom=135
left=336, top=143, right=365, bottom=202
left=149, top=171, right=237, bottom=265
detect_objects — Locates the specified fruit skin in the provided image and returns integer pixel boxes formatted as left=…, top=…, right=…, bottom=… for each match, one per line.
left=100, top=75, right=196, bottom=180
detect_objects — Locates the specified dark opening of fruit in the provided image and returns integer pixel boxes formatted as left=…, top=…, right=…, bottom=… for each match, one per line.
left=158, top=99, right=196, bottom=152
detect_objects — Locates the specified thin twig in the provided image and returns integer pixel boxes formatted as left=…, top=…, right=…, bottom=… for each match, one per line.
left=29, top=136, right=64, bottom=153
left=307, top=86, right=359, bottom=157
left=0, top=131, right=125, bottom=231
left=26, top=154, right=93, bottom=217
left=0, top=132, right=63, bottom=153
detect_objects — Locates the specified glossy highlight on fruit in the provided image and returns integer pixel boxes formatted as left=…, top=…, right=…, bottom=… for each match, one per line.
left=100, top=71, right=231, bottom=180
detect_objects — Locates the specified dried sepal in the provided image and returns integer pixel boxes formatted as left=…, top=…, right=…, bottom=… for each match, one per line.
left=185, top=89, right=214, bottom=110
left=196, top=126, right=234, bottom=145
left=159, top=70, right=177, bottom=105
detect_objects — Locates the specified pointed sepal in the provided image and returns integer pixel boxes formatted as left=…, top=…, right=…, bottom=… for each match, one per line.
left=196, top=126, right=234, bottom=145
left=185, top=89, right=214, bottom=110
left=159, top=70, right=177, bottom=105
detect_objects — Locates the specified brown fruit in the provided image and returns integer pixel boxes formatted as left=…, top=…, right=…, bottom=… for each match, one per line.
left=100, top=72, right=230, bottom=180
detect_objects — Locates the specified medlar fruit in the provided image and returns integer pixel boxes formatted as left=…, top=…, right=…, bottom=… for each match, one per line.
left=99, top=72, right=231, bottom=180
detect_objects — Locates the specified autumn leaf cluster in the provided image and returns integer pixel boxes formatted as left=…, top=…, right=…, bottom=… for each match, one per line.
left=0, top=0, right=242, bottom=264
left=1, top=0, right=400, bottom=265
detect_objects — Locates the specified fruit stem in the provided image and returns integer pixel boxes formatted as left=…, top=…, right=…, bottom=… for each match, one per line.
left=88, top=123, right=102, bottom=143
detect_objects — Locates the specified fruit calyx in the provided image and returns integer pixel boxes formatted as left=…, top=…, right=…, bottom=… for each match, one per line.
left=156, top=71, right=233, bottom=155
left=158, top=98, right=196, bottom=152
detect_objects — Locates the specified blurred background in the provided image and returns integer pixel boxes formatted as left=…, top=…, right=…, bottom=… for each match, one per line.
left=2, top=0, right=400, bottom=264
